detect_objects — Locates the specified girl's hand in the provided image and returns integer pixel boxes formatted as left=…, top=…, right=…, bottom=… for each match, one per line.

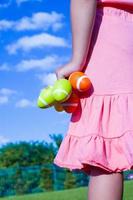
left=55, top=60, right=83, bottom=80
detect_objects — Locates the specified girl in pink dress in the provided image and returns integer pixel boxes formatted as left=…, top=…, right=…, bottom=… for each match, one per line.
left=54, top=0, right=133, bottom=199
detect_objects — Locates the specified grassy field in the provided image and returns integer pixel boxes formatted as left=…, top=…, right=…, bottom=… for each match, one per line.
left=0, top=180, right=133, bottom=200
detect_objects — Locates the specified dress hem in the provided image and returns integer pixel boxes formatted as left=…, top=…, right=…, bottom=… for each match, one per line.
left=53, top=131, right=133, bottom=175
left=54, top=159, right=133, bottom=175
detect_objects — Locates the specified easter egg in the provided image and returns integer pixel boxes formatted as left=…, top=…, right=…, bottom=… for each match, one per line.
left=68, top=71, right=91, bottom=92
left=52, top=79, right=72, bottom=102
left=37, top=86, right=55, bottom=108
left=54, top=102, right=64, bottom=112
left=61, top=92, right=80, bottom=113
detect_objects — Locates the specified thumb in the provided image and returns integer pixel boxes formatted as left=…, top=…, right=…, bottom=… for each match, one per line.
left=55, top=71, right=65, bottom=80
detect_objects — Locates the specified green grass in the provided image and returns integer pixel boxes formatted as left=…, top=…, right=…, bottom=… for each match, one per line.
left=123, top=180, right=133, bottom=200
left=0, top=187, right=88, bottom=200
left=0, top=180, right=133, bottom=200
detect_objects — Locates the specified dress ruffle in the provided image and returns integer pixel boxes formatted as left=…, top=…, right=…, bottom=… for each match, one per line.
left=53, top=93, right=133, bottom=175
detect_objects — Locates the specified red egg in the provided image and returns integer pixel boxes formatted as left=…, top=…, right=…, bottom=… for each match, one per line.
left=61, top=92, right=80, bottom=113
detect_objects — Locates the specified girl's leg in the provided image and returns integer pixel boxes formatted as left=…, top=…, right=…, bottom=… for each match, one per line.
left=88, top=166, right=124, bottom=200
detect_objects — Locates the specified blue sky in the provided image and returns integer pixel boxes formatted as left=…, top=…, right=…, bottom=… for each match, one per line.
left=0, top=0, right=72, bottom=145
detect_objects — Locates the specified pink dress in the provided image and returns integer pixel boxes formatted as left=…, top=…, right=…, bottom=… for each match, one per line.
left=97, top=0, right=133, bottom=5
left=54, top=0, right=133, bottom=175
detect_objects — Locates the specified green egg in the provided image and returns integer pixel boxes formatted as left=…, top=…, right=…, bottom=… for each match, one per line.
left=37, top=86, right=55, bottom=108
left=52, top=79, right=72, bottom=102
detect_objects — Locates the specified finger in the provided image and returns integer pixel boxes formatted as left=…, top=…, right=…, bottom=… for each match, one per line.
left=64, top=74, right=69, bottom=80
left=55, top=71, right=60, bottom=80
left=58, top=74, right=65, bottom=80
left=56, top=72, right=65, bottom=80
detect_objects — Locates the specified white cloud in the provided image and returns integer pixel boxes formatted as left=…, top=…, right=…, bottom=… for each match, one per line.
left=16, top=0, right=29, bottom=5
left=0, top=0, right=11, bottom=8
left=16, top=55, right=66, bottom=72
left=52, top=22, right=63, bottom=32
left=0, top=20, right=13, bottom=30
left=16, top=0, right=42, bottom=6
left=0, top=135, right=9, bottom=146
left=0, top=63, right=10, bottom=71
left=0, top=55, right=68, bottom=73
left=16, top=99, right=36, bottom=108
left=0, top=11, right=64, bottom=32
left=0, top=96, right=8, bottom=105
left=0, top=0, right=42, bottom=8
left=38, top=73, right=57, bottom=86
left=0, top=88, right=16, bottom=96
left=0, top=88, right=17, bottom=105
left=16, top=12, right=64, bottom=31
left=6, top=33, right=69, bottom=54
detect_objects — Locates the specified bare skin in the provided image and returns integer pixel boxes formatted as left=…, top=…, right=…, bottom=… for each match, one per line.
left=88, top=167, right=124, bottom=200
left=55, top=0, right=124, bottom=199
left=55, top=0, right=97, bottom=79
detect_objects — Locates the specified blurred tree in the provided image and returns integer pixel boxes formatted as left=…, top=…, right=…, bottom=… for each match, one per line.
left=0, top=141, right=56, bottom=167
left=0, top=134, right=90, bottom=197
left=64, top=170, right=77, bottom=189
left=39, top=165, right=53, bottom=191
left=49, top=133, right=63, bottom=153
left=0, top=173, right=10, bottom=197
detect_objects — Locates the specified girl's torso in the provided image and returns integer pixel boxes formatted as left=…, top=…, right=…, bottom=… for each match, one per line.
left=85, top=2, right=133, bottom=95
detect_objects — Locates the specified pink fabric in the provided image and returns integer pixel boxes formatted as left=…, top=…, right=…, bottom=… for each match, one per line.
left=97, top=0, right=133, bottom=6
left=54, top=7, right=133, bottom=175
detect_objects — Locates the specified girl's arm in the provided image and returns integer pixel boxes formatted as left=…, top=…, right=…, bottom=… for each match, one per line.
left=55, top=0, right=97, bottom=79
left=70, top=0, right=97, bottom=66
